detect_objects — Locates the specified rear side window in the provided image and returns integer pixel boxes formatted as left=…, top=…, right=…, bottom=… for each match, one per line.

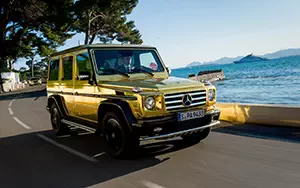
left=62, top=56, right=73, bottom=80
left=48, top=59, right=59, bottom=81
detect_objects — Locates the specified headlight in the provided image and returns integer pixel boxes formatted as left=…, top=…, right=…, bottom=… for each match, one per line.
left=145, top=96, right=156, bottom=110
left=208, top=89, right=215, bottom=101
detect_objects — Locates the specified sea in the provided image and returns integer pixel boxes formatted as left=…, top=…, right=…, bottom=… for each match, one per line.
left=171, top=56, right=300, bottom=105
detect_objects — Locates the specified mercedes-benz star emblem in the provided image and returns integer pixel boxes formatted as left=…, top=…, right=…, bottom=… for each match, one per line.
left=182, top=94, right=192, bottom=106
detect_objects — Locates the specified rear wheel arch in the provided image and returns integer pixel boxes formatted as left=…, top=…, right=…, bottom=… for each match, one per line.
left=47, top=95, right=68, bottom=117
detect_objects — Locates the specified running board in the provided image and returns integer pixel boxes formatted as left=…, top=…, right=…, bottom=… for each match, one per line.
left=61, top=119, right=96, bottom=133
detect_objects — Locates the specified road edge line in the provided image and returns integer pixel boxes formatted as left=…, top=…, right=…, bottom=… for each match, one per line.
left=36, top=133, right=98, bottom=163
left=141, top=180, right=166, bottom=188
left=8, top=107, right=14, bottom=115
left=13, top=116, right=31, bottom=129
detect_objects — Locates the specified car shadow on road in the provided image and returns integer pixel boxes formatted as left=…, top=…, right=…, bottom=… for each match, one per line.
left=213, top=123, right=300, bottom=144
left=0, top=130, right=194, bottom=188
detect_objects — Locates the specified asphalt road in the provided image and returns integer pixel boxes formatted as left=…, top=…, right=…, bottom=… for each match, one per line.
left=1, top=86, right=300, bottom=188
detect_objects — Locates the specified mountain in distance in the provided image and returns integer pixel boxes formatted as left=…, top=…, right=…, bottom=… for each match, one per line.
left=187, top=61, right=204, bottom=67
left=186, top=56, right=243, bottom=67
left=262, top=48, right=300, bottom=59
left=233, top=54, right=269, bottom=64
left=186, top=48, right=300, bottom=67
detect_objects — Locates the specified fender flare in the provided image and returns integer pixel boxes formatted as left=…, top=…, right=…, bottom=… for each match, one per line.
left=97, top=100, right=136, bottom=133
left=47, top=95, right=68, bottom=118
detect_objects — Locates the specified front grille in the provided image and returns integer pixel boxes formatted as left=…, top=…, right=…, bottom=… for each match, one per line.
left=164, top=90, right=207, bottom=111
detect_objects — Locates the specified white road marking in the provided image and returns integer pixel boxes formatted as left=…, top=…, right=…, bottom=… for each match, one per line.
left=78, top=132, right=94, bottom=136
left=9, top=94, right=21, bottom=107
left=8, top=100, right=14, bottom=107
left=92, top=152, right=106, bottom=158
left=13, top=116, right=31, bottom=129
left=37, top=134, right=98, bottom=163
left=56, top=135, right=71, bottom=138
left=8, top=107, right=13, bottom=115
left=141, top=180, right=166, bottom=188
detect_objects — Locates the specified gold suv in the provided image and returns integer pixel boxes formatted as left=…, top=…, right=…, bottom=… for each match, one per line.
left=46, top=44, right=220, bottom=158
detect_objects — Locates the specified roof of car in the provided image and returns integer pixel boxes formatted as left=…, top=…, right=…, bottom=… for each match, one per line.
left=50, top=44, right=156, bottom=57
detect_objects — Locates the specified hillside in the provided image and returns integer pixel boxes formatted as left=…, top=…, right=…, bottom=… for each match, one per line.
left=234, top=54, right=269, bottom=64
left=186, top=56, right=242, bottom=67
left=186, top=48, right=300, bottom=67
left=262, top=48, right=300, bottom=59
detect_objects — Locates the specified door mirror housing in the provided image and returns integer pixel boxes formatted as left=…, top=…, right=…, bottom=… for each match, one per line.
left=78, top=72, right=94, bottom=85
left=78, top=74, right=90, bottom=80
left=77, top=72, right=94, bottom=85
left=166, top=67, right=172, bottom=75
left=78, top=71, right=91, bottom=80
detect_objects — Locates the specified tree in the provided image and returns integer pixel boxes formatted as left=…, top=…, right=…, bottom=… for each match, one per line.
left=73, top=0, right=142, bottom=45
left=0, top=0, right=74, bottom=63
left=0, top=0, right=75, bottom=92
left=0, top=0, right=143, bottom=92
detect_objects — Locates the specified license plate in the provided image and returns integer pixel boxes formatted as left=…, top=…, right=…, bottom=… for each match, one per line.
left=178, top=110, right=205, bottom=122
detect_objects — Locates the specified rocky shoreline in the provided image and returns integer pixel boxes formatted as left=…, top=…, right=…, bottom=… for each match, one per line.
left=188, top=69, right=225, bottom=82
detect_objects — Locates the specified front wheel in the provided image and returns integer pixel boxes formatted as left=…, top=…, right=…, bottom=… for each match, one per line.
left=181, top=127, right=211, bottom=144
left=102, top=111, right=139, bottom=159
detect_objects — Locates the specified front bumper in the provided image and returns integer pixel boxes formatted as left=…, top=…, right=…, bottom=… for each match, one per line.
left=132, top=109, right=221, bottom=141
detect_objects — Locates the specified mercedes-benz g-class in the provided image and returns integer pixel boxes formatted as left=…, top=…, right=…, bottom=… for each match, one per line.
left=46, top=44, right=220, bottom=158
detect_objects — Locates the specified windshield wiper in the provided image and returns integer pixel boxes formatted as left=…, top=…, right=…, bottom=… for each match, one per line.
left=133, top=67, right=154, bottom=77
left=105, top=68, right=130, bottom=78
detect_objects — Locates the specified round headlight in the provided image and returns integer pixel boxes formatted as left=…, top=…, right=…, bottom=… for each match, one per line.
left=208, top=89, right=215, bottom=101
left=145, top=96, right=155, bottom=110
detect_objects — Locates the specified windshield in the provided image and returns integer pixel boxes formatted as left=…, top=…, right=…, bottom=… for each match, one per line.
left=93, top=49, right=165, bottom=76
left=30, top=78, right=38, bottom=81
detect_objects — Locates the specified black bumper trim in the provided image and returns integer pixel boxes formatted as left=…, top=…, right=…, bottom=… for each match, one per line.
left=139, top=121, right=220, bottom=141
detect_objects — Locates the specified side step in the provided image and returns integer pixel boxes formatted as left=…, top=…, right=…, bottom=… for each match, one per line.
left=61, top=119, right=96, bottom=133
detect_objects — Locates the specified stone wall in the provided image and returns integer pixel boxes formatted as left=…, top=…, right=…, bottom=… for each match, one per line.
left=188, top=69, right=225, bottom=82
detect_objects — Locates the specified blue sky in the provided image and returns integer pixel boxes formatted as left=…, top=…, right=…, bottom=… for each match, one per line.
left=15, top=0, right=300, bottom=69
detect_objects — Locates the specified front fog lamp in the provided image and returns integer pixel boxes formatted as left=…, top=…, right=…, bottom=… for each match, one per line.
left=208, top=89, right=215, bottom=101
left=145, top=96, right=155, bottom=110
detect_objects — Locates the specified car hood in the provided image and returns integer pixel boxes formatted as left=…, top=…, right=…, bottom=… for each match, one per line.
left=99, top=76, right=205, bottom=93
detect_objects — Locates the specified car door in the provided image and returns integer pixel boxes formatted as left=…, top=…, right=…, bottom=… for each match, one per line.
left=73, top=51, right=98, bottom=122
left=60, top=55, right=75, bottom=116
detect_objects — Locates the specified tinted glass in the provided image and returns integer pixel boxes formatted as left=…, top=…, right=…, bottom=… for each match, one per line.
left=76, top=52, right=92, bottom=76
left=48, top=59, right=59, bottom=81
left=62, top=56, right=73, bottom=80
left=94, top=49, right=164, bottom=75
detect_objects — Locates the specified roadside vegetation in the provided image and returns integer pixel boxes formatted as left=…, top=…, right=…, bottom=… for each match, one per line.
left=0, top=0, right=142, bottom=92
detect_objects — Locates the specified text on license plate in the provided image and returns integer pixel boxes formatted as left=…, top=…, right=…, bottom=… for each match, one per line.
left=178, top=109, right=205, bottom=122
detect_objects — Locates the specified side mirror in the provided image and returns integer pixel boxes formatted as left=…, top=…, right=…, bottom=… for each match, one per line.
left=166, top=67, right=172, bottom=75
left=77, top=74, right=94, bottom=85
left=78, top=74, right=90, bottom=80
left=78, top=72, right=94, bottom=85
left=78, top=71, right=91, bottom=80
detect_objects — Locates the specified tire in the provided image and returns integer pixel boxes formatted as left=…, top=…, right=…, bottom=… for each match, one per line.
left=102, top=111, right=139, bottom=159
left=50, top=103, right=70, bottom=136
left=181, top=127, right=211, bottom=144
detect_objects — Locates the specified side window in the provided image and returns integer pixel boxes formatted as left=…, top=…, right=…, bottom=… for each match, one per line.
left=48, top=59, right=59, bottom=81
left=139, top=52, right=163, bottom=71
left=62, top=56, right=73, bottom=80
left=76, top=52, right=92, bottom=78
